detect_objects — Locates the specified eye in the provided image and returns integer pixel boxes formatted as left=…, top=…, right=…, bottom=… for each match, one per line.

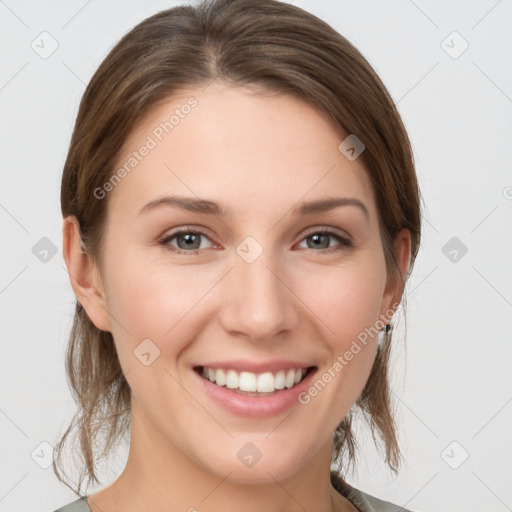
left=159, top=227, right=352, bottom=255
left=297, top=228, right=353, bottom=253
left=159, top=229, right=214, bottom=255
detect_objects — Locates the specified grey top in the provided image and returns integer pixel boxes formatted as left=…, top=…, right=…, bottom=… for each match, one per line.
left=331, top=472, right=414, bottom=511
left=52, top=472, right=414, bottom=512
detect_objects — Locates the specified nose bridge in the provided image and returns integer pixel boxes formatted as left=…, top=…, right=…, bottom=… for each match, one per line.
left=219, top=242, right=296, bottom=341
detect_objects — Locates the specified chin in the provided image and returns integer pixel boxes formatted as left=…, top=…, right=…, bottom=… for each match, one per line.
left=197, top=438, right=313, bottom=486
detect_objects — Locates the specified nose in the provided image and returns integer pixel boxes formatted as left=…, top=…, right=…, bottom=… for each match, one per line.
left=218, top=247, right=299, bottom=342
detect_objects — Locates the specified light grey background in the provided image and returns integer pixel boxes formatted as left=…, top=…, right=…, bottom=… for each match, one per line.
left=1, top=1, right=511, bottom=511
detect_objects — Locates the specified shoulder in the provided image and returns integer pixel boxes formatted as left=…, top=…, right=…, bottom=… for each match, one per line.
left=51, top=496, right=91, bottom=512
left=330, top=472, right=416, bottom=512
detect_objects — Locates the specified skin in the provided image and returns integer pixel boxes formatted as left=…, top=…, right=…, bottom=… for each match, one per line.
left=63, top=82, right=411, bottom=512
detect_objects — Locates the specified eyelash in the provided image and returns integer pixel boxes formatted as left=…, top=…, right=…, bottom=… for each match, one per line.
left=158, top=227, right=353, bottom=256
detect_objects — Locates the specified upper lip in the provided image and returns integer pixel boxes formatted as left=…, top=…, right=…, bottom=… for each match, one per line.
left=194, top=359, right=316, bottom=374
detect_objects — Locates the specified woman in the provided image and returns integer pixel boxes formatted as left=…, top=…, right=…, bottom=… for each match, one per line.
left=53, top=0, right=422, bottom=510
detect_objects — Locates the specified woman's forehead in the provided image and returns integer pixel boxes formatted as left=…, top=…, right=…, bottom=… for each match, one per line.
left=123, top=84, right=335, bottom=150
left=109, top=85, right=376, bottom=217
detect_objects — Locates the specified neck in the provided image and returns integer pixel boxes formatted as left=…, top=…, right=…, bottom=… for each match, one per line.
left=88, top=399, right=355, bottom=512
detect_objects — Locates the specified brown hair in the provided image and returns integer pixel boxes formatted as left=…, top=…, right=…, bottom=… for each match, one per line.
left=55, top=0, right=422, bottom=494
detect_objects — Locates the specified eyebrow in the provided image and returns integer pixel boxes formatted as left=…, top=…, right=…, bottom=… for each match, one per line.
left=138, top=195, right=369, bottom=219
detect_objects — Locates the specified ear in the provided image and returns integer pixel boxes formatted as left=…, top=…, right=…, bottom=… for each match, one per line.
left=380, top=228, right=412, bottom=323
left=62, top=216, right=111, bottom=332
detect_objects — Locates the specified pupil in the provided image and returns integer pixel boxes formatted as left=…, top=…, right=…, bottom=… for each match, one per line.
left=310, top=233, right=328, bottom=249
left=181, top=233, right=199, bottom=249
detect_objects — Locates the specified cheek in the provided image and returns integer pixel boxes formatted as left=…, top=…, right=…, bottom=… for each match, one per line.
left=297, top=259, right=387, bottom=348
left=299, top=266, right=385, bottom=406
left=102, top=248, right=220, bottom=355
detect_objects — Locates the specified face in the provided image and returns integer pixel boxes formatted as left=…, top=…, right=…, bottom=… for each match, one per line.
left=68, top=83, right=409, bottom=485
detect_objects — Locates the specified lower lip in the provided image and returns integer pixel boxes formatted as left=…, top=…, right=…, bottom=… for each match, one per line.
left=193, top=367, right=318, bottom=418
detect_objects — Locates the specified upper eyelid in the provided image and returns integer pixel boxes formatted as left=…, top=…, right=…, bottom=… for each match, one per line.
left=301, top=225, right=351, bottom=239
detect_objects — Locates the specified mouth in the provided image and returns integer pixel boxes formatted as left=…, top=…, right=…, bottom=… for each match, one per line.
left=193, top=365, right=317, bottom=397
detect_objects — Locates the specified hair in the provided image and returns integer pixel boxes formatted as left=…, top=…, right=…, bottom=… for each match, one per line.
left=54, top=0, right=422, bottom=495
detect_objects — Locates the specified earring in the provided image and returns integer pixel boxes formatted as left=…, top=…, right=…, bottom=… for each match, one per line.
left=377, top=323, right=391, bottom=348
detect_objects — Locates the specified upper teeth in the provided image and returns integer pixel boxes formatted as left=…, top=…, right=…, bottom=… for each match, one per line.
left=201, top=367, right=308, bottom=392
